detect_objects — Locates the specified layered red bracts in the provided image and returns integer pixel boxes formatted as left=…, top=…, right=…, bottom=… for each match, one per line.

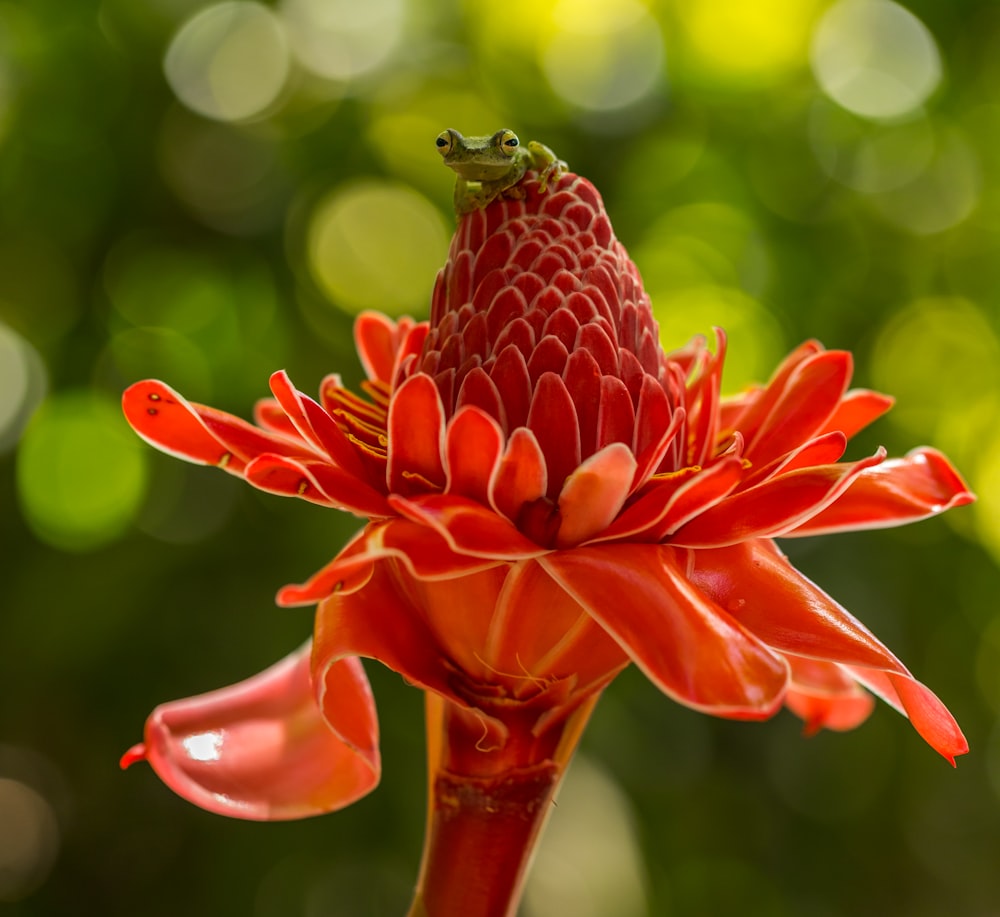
left=122, top=170, right=972, bottom=917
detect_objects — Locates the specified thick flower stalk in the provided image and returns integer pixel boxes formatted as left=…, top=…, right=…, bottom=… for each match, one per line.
left=122, top=169, right=972, bottom=917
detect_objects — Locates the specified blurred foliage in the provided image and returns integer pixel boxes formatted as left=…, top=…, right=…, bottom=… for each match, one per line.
left=1, top=0, right=999, bottom=914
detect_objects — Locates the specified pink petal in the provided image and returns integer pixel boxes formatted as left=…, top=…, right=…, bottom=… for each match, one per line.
left=556, top=443, right=637, bottom=547
left=783, top=447, right=975, bottom=536
left=121, top=644, right=379, bottom=820
left=540, top=545, right=788, bottom=718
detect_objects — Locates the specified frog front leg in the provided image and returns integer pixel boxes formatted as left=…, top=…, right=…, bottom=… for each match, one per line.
left=453, top=175, right=510, bottom=216
left=526, top=140, right=567, bottom=194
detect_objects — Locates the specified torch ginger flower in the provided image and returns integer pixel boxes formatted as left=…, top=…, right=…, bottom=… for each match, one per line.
left=122, top=169, right=972, bottom=917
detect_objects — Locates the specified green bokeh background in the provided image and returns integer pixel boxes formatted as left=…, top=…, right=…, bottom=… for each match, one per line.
left=2, top=0, right=999, bottom=914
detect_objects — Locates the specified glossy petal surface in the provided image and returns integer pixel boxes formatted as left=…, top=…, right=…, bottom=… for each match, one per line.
left=785, top=447, right=975, bottom=536
left=541, top=545, right=788, bottom=717
left=122, top=645, right=379, bottom=819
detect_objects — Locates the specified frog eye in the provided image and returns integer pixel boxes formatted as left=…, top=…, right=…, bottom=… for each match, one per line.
left=498, top=129, right=520, bottom=157
left=436, top=130, right=455, bottom=156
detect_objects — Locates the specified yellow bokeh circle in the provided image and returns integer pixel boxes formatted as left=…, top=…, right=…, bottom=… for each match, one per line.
left=307, top=180, right=449, bottom=316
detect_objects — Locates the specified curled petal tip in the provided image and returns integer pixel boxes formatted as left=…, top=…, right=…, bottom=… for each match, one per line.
left=120, top=743, right=147, bottom=770
left=907, top=446, right=976, bottom=507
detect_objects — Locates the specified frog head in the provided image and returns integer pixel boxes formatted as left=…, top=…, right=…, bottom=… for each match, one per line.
left=435, top=128, right=524, bottom=182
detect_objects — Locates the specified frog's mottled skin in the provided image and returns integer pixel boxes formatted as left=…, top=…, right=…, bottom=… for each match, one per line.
left=436, top=128, right=566, bottom=216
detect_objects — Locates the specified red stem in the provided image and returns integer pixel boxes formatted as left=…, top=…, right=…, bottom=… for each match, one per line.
left=409, top=762, right=560, bottom=917
left=407, top=692, right=598, bottom=917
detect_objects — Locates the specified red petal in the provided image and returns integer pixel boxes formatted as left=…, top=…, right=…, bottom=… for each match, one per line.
left=563, top=348, right=603, bottom=457
left=784, top=657, right=875, bottom=735
left=244, top=454, right=390, bottom=516
left=484, top=559, right=628, bottom=691
left=312, top=560, right=497, bottom=707
left=849, top=668, right=968, bottom=765
left=387, top=374, right=446, bottom=494
left=725, top=341, right=823, bottom=443
left=489, top=427, right=548, bottom=523
left=595, top=375, right=634, bottom=450
left=123, top=644, right=379, bottom=820
left=688, top=539, right=967, bottom=762
left=455, top=366, right=506, bottom=430
left=254, top=397, right=298, bottom=437
left=527, top=372, right=581, bottom=499
left=631, top=379, right=681, bottom=490
left=268, top=371, right=369, bottom=480
left=489, top=344, right=533, bottom=431
left=540, top=545, right=788, bottom=718
left=389, top=494, right=546, bottom=559
left=355, top=312, right=422, bottom=384
left=672, top=450, right=886, bottom=547
left=445, top=407, right=504, bottom=504
left=739, top=431, right=847, bottom=490
left=683, top=332, right=724, bottom=467
left=689, top=540, right=913, bottom=671
left=591, top=457, right=743, bottom=544
left=277, top=520, right=503, bottom=607
left=818, top=389, right=895, bottom=439
left=743, top=350, right=852, bottom=468
left=783, top=447, right=975, bottom=536
left=123, top=380, right=314, bottom=473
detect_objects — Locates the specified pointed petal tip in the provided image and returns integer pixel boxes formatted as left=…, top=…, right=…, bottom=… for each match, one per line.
left=937, top=730, right=969, bottom=767
left=850, top=667, right=969, bottom=766
left=937, top=724, right=969, bottom=768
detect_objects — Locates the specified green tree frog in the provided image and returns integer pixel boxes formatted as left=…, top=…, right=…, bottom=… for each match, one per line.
left=436, top=128, right=567, bottom=216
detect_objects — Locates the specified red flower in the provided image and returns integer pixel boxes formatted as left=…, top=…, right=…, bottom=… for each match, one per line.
left=122, top=170, right=972, bottom=916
